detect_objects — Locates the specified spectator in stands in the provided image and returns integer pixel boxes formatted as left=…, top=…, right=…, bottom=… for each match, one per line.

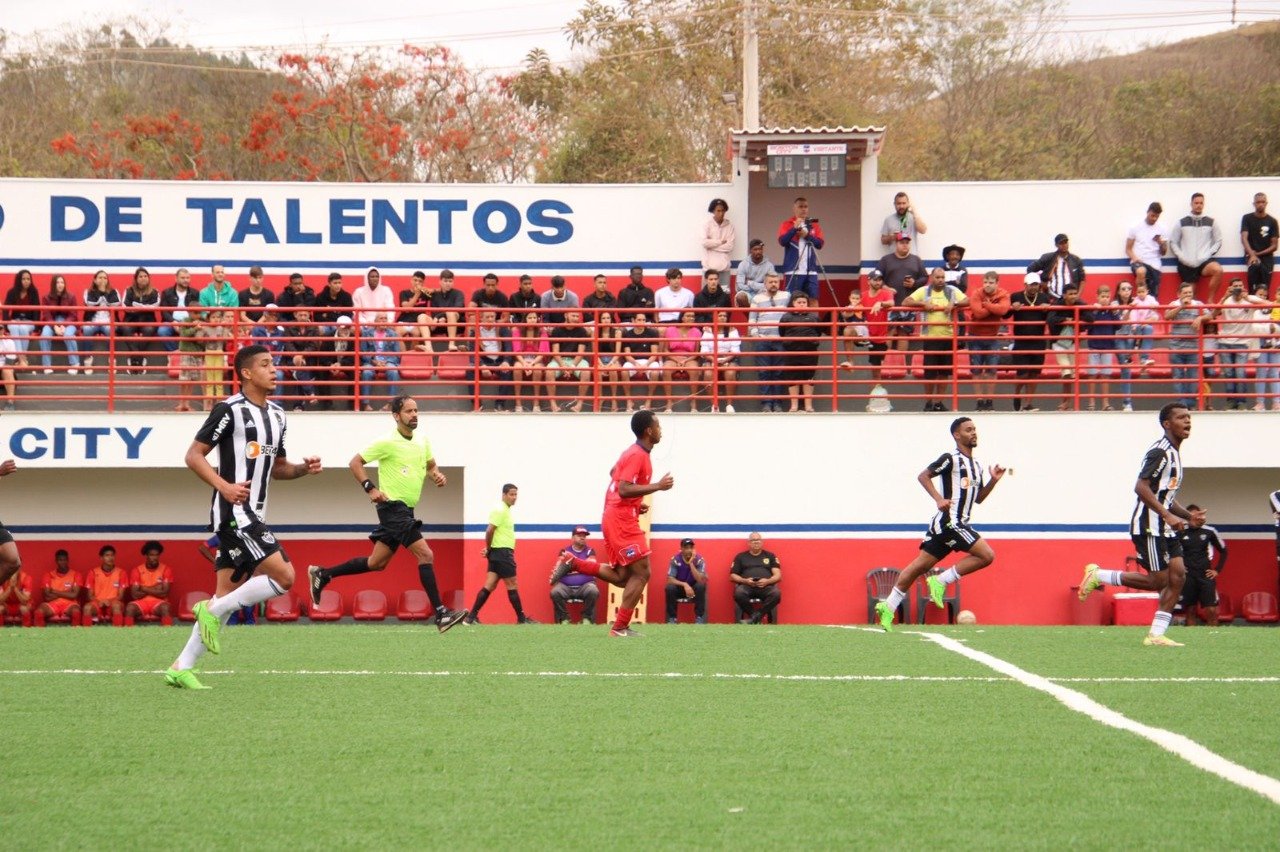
left=1165, top=282, right=1209, bottom=408
left=174, top=309, right=203, bottom=412
left=582, top=274, right=616, bottom=314
left=38, top=274, right=80, bottom=375
left=1047, top=283, right=1083, bottom=411
left=665, top=537, right=707, bottom=623
left=80, top=270, right=120, bottom=374
left=1176, top=505, right=1226, bottom=626
left=621, top=311, right=660, bottom=411
left=359, top=316, right=402, bottom=411
left=1214, top=278, right=1266, bottom=410
left=595, top=311, right=625, bottom=413
left=201, top=309, right=231, bottom=406
left=250, top=304, right=287, bottom=360
left=36, top=549, right=81, bottom=627
left=353, top=267, right=395, bottom=328
left=428, top=270, right=466, bottom=352
left=662, top=309, right=703, bottom=411
left=1254, top=283, right=1280, bottom=411
left=550, top=308, right=591, bottom=412
left=905, top=267, right=969, bottom=412
left=1241, top=192, right=1278, bottom=295
left=655, top=268, right=695, bottom=323
left=472, top=272, right=511, bottom=312
left=83, top=544, right=127, bottom=626
left=1082, top=284, right=1122, bottom=411
left=876, top=233, right=927, bottom=305
left=127, top=540, right=173, bottom=626
left=316, top=315, right=357, bottom=411
left=618, top=266, right=656, bottom=314
left=540, top=275, right=579, bottom=324
left=277, top=272, right=317, bottom=319
left=1113, top=282, right=1139, bottom=412
left=476, top=308, right=509, bottom=411
left=736, top=238, right=776, bottom=307
left=967, top=271, right=1010, bottom=411
left=283, top=308, right=322, bottom=409
left=1028, top=233, right=1085, bottom=300
left=198, top=264, right=238, bottom=312
left=730, top=532, right=781, bottom=624
left=1130, top=280, right=1160, bottom=367
left=837, top=289, right=869, bottom=369
left=314, top=272, right=354, bottom=334
left=693, top=269, right=732, bottom=324
left=1126, top=202, right=1168, bottom=299
left=778, top=196, right=825, bottom=301
left=1009, top=273, right=1055, bottom=412
left=749, top=271, right=790, bottom=412
left=511, top=310, right=551, bottom=412
left=779, top=292, right=821, bottom=413
left=5, top=269, right=40, bottom=366
left=0, top=327, right=16, bottom=410
left=121, top=266, right=161, bottom=374
left=1, top=566, right=33, bottom=627
left=701, top=198, right=736, bottom=280
left=1170, top=192, right=1225, bottom=303
left=398, top=270, right=432, bottom=351
left=941, top=244, right=968, bottom=293
left=550, top=526, right=600, bottom=624
left=848, top=270, right=895, bottom=400
left=158, top=268, right=199, bottom=352
left=238, top=265, right=274, bottom=322
left=701, top=309, right=740, bottom=413
left=880, top=191, right=927, bottom=246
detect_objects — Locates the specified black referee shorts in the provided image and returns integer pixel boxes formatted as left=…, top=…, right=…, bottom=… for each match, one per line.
left=486, top=547, right=517, bottom=579
left=1130, top=533, right=1183, bottom=573
left=369, top=501, right=424, bottom=553
left=216, top=521, right=287, bottom=583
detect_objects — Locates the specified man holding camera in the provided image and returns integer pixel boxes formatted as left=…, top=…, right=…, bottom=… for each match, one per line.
left=777, top=197, right=825, bottom=302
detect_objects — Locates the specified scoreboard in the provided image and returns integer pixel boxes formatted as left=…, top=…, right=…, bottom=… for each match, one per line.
left=766, top=143, right=848, bottom=189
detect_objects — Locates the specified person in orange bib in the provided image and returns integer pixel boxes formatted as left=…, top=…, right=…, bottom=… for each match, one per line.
left=127, top=540, right=173, bottom=625
left=83, top=544, right=129, bottom=626
left=1, top=568, right=34, bottom=626
left=36, top=550, right=82, bottom=626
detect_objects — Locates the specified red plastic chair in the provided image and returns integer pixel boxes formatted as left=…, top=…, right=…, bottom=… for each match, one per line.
left=400, top=349, right=434, bottom=381
left=265, top=594, right=301, bottom=622
left=396, top=589, right=431, bottom=621
left=1240, top=591, right=1279, bottom=623
left=1200, top=593, right=1233, bottom=624
left=178, top=591, right=211, bottom=622
left=435, top=351, right=471, bottom=381
left=309, top=589, right=343, bottom=621
left=352, top=589, right=388, bottom=621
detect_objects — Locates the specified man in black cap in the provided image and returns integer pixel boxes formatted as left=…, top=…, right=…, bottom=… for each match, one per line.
left=1027, top=233, right=1085, bottom=299
left=665, top=538, right=707, bottom=623
left=549, top=526, right=600, bottom=624
left=941, top=244, right=968, bottom=294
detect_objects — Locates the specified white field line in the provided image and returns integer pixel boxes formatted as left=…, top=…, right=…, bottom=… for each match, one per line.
left=918, top=631, right=1280, bottom=807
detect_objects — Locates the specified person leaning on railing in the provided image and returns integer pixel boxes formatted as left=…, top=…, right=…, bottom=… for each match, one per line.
left=779, top=292, right=822, bottom=413
left=1164, top=282, right=1209, bottom=410
left=1252, top=283, right=1280, bottom=411
left=966, top=271, right=1010, bottom=412
left=1214, top=278, right=1267, bottom=411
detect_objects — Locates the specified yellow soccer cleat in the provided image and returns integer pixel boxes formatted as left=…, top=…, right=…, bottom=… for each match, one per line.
left=1078, top=564, right=1102, bottom=602
left=1142, top=634, right=1184, bottom=647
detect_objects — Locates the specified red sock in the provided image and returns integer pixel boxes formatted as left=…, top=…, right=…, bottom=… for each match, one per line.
left=34, top=610, right=45, bottom=627
left=21, top=611, right=31, bottom=627
left=124, top=615, right=135, bottom=626
left=569, top=554, right=601, bottom=577
left=612, top=606, right=634, bottom=632
left=160, top=615, right=173, bottom=626
left=112, top=613, right=123, bottom=627
left=71, top=610, right=82, bottom=626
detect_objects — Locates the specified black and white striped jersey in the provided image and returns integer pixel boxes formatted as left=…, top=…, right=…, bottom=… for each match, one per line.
left=1130, top=437, right=1182, bottom=538
left=194, top=394, right=288, bottom=531
left=1270, top=490, right=1280, bottom=527
left=926, top=450, right=985, bottom=531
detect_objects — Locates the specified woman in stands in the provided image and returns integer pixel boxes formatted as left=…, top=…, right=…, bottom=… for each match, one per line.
left=594, top=310, right=624, bottom=413
left=699, top=310, right=741, bottom=413
left=38, top=275, right=81, bottom=375
left=81, top=270, right=121, bottom=375
left=3, top=269, right=40, bottom=367
left=510, top=309, right=550, bottom=412
left=662, top=309, right=703, bottom=412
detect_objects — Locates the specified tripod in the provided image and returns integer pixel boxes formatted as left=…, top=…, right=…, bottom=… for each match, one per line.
left=781, top=231, right=842, bottom=306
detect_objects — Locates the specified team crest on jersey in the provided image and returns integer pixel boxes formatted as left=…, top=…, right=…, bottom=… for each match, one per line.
left=260, top=530, right=276, bottom=545
left=227, top=547, right=243, bottom=560
left=621, top=544, right=640, bottom=559
left=960, top=477, right=971, bottom=489
left=763, top=558, right=771, bottom=566
left=244, top=441, right=279, bottom=459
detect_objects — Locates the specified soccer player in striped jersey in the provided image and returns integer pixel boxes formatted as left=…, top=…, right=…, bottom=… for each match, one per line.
left=1270, top=489, right=1280, bottom=578
left=1079, top=402, right=1193, bottom=646
left=165, top=345, right=322, bottom=689
left=875, top=417, right=1005, bottom=631
left=0, top=458, right=23, bottom=591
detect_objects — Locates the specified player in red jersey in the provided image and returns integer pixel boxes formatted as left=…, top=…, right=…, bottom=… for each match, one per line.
left=553, top=410, right=673, bottom=636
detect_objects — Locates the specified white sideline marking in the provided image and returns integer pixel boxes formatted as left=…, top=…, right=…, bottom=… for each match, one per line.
left=919, top=632, right=1280, bottom=806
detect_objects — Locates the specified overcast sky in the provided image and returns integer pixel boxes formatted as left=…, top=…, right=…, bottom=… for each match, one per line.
left=3, top=0, right=1277, bottom=72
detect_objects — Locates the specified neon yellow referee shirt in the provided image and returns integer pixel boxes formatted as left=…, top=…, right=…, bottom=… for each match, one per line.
left=488, top=502, right=516, bottom=549
left=361, top=429, right=432, bottom=508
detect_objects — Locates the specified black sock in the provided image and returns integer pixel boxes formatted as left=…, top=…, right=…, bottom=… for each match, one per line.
left=471, top=587, right=491, bottom=616
left=417, top=564, right=445, bottom=613
left=1013, top=397, right=1022, bottom=411
left=507, top=589, right=525, bottom=619
left=322, top=556, right=371, bottom=580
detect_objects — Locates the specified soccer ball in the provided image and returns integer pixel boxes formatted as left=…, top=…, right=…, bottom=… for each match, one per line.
left=956, top=609, right=977, bottom=625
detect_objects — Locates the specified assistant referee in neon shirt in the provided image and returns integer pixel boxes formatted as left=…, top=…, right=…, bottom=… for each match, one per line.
left=464, top=483, right=537, bottom=624
left=307, top=395, right=468, bottom=632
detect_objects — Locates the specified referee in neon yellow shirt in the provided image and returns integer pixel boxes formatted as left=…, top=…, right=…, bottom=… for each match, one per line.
left=464, top=483, right=537, bottom=624
left=307, top=395, right=468, bottom=632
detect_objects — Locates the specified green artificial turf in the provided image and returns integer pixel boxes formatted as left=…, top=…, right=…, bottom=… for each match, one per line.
left=2, top=623, right=1278, bottom=849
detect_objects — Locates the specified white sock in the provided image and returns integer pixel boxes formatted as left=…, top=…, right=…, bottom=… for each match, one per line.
left=885, top=587, right=906, bottom=610
left=938, top=567, right=960, bottom=585
left=1098, top=569, right=1124, bottom=586
left=208, top=575, right=284, bottom=617
left=1150, top=610, right=1172, bottom=637
left=173, top=598, right=233, bottom=670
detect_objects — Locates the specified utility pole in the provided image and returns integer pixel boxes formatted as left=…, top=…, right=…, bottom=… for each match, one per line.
left=742, top=0, right=760, bottom=130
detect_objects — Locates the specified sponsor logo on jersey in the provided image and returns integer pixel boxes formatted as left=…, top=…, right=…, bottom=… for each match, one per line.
left=244, top=441, right=280, bottom=459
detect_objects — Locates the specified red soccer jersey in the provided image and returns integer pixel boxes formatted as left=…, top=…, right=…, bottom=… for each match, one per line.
left=45, top=569, right=81, bottom=596
left=87, top=567, right=128, bottom=603
left=863, top=286, right=896, bottom=343
left=131, top=564, right=173, bottom=592
left=604, top=442, right=652, bottom=513
left=1, top=572, right=33, bottom=605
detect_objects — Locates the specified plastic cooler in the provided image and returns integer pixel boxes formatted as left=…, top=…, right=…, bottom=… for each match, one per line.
left=1112, top=592, right=1160, bottom=626
left=1071, top=586, right=1107, bottom=625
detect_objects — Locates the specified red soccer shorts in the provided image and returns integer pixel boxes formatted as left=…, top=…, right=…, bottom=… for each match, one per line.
left=45, top=598, right=76, bottom=617
left=602, top=509, right=650, bottom=568
left=131, top=596, right=166, bottom=618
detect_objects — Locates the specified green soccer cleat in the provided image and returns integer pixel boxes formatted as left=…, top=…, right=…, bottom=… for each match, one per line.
left=164, top=668, right=211, bottom=690
left=874, top=601, right=895, bottom=632
left=192, top=600, right=221, bottom=655
left=1078, top=564, right=1102, bottom=602
left=926, top=575, right=946, bottom=609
